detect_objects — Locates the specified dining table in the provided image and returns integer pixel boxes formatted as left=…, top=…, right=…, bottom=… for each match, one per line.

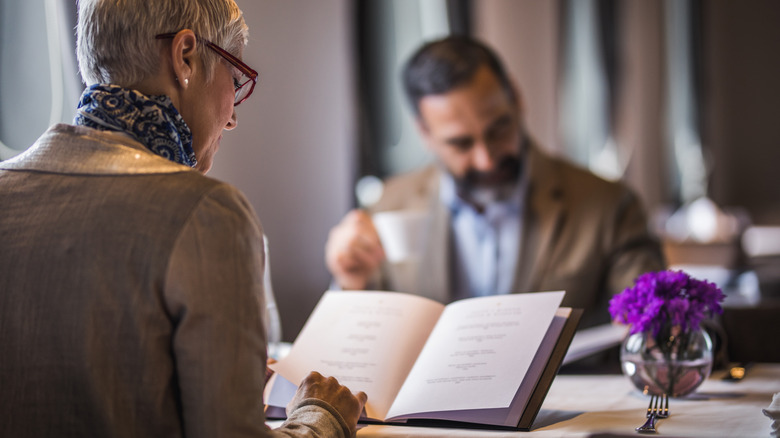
left=270, top=363, right=780, bottom=437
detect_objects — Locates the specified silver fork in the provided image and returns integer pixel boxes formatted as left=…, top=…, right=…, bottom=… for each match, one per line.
left=636, top=394, right=669, bottom=433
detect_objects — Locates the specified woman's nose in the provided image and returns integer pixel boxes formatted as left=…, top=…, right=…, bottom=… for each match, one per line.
left=226, top=108, right=238, bottom=130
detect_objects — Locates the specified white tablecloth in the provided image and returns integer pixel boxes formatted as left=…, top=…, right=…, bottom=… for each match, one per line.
left=270, top=363, right=780, bottom=437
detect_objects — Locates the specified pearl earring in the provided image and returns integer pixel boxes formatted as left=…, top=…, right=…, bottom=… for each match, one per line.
left=184, top=78, right=189, bottom=86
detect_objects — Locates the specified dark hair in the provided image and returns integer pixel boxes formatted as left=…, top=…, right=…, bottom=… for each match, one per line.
left=402, top=35, right=516, bottom=117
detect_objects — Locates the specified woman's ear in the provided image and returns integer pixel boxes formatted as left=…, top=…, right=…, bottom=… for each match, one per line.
left=170, top=30, right=198, bottom=88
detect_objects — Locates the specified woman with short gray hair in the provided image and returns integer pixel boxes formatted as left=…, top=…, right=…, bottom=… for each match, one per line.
left=0, top=0, right=365, bottom=436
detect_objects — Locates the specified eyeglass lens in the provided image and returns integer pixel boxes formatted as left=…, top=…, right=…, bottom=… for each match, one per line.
left=235, top=77, right=253, bottom=105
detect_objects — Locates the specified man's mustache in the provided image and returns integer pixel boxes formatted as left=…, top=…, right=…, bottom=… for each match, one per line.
left=459, top=155, right=521, bottom=189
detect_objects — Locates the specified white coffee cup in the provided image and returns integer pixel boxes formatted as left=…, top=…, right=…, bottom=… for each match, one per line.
left=372, top=210, right=427, bottom=263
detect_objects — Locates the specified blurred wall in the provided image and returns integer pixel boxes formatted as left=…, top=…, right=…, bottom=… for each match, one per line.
left=208, top=0, right=355, bottom=341
left=704, top=0, right=780, bottom=224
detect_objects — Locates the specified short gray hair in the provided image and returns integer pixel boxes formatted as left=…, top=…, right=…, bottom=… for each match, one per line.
left=77, top=0, right=248, bottom=86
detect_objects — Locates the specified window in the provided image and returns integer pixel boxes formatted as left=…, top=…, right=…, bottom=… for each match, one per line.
left=0, top=0, right=81, bottom=160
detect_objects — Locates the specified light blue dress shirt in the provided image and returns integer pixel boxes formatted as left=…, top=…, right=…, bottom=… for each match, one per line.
left=441, top=167, right=527, bottom=301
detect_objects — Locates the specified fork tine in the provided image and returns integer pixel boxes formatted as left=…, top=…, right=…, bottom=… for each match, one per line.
left=657, top=393, right=669, bottom=419
left=646, top=395, right=657, bottom=418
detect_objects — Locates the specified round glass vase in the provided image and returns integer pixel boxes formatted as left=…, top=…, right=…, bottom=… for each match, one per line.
left=620, top=325, right=713, bottom=398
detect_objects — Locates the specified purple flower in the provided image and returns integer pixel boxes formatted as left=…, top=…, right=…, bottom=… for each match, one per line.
left=609, top=270, right=725, bottom=336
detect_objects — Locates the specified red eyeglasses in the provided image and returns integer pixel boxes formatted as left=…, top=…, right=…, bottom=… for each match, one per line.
left=156, top=33, right=258, bottom=106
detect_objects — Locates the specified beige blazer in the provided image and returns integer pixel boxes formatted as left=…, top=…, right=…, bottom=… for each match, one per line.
left=371, top=141, right=666, bottom=328
left=0, top=125, right=349, bottom=438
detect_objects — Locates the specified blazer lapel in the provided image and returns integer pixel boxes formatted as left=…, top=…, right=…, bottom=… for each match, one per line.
left=513, top=144, right=565, bottom=294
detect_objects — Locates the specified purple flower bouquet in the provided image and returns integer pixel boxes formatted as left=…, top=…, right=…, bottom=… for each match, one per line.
left=610, top=270, right=725, bottom=397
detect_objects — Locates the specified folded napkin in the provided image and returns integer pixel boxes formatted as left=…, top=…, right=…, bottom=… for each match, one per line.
left=764, top=392, right=780, bottom=436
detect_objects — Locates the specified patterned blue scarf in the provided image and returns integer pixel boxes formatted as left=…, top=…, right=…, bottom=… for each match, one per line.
left=74, top=84, right=197, bottom=167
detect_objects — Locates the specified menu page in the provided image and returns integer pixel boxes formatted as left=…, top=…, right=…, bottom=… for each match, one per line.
left=386, top=291, right=565, bottom=419
left=270, top=290, right=444, bottom=420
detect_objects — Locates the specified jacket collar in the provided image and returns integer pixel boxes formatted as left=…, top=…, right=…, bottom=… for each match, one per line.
left=0, top=124, right=193, bottom=176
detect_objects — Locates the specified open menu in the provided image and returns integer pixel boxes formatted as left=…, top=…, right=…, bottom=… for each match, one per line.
left=265, top=290, right=581, bottom=430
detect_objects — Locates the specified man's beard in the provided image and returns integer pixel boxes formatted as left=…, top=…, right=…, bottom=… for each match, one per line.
left=454, top=154, right=522, bottom=211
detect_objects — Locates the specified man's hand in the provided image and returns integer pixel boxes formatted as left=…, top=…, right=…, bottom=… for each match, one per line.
left=288, top=371, right=368, bottom=436
left=325, top=210, right=385, bottom=290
